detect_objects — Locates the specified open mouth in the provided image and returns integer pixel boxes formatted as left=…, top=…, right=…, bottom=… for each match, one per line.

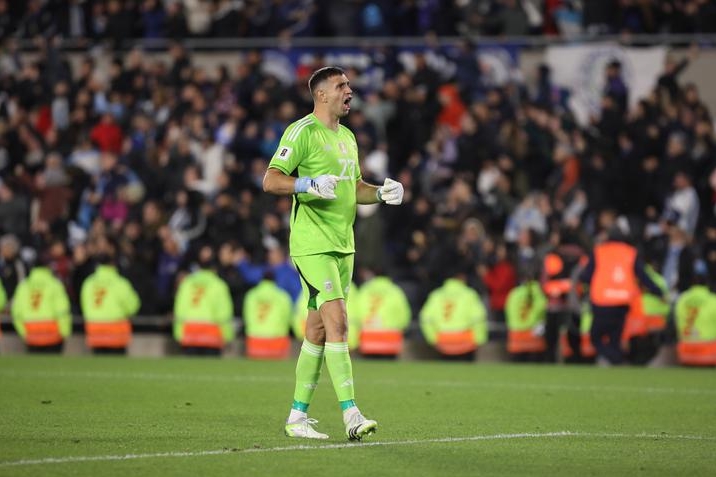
left=343, top=97, right=352, bottom=110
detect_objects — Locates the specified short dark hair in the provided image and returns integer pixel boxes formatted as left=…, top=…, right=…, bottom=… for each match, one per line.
left=308, top=66, right=345, bottom=97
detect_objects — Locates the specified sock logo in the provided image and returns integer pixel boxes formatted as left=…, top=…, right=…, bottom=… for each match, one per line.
left=303, top=383, right=318, bottom=390
left=340, top=379, right=353, bottom=387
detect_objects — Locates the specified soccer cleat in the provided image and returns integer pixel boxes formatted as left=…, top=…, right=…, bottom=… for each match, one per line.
left=285, top=417, right=329, bottom=439
left=345, top=411, right=378, bottom=441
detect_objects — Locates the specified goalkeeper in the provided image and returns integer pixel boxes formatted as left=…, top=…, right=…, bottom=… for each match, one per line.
left=263, top=66, right=403, bottom=441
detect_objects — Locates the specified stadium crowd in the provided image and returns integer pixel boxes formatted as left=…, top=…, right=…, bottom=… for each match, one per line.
left=0, top=2, right=715, bottom=340
left=2, top=0, right=716, bottom=43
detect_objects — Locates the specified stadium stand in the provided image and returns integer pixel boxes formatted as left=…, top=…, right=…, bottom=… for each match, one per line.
left=1, top=1, right=716, bottom=365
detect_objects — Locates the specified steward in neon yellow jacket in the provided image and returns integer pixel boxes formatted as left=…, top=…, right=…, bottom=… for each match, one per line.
left=81, top=264, right=140, bottom=322
left=419, top=277, right=488, bottom=347
left=12, top=266, right=71, bottom=345
left=505, top=281, right=547, bottom=334
left=355, top=276, right=411, bottom=333
left=243, top=279, right=292, bottom=338
left=675, top=285, right=715, bottom=342
left=174, top=267, right=234, bottom=344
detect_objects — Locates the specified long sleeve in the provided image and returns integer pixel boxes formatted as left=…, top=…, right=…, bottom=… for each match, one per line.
left=11, top=284, right=27, bottom=338
left=419, top=294, right=438, bottom=345
left=470, top=291, right=488, bottom=345
left=122, top=279, right=141, bottom=317
left=53, top=281, right=72, bottom=338
left=216, top=280, right=235, bottom=342
left=634, top=256, right=664, bottom=297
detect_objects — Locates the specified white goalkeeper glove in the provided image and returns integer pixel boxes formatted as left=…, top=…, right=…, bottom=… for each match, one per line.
left=377, top=178, right=404, bottom=205
left=294, top=175, right=339, bottom=200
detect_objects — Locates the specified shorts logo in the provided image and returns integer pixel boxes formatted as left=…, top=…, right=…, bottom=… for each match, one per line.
left=275, top=146, right=292, bottom=161
left=324, top=280, right=333, bottom=292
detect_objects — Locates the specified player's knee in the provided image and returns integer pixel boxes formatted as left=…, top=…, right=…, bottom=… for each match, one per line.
left=319, top=300, right=348, bottom=340
left=305, top=325, right=326, bottom=344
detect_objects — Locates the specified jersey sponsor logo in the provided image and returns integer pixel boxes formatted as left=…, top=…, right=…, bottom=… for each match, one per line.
left=274, top=146, right=293, bottom=161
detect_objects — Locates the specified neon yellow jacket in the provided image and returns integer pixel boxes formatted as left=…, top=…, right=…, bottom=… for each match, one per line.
left=355, top=276, right=411, bottom=332
left=505, top=281, right=547, bottom=332
left=11, top=267, right=71, bottom=339
left=580, top=302, right=594, bottom=335
left=242, top=279, right=292, bottom=338
left=174, top=269, right=234, bottom=342
left=80, top=265, right=140, bottom=322
left=675, top=285, right=715, bottom=342
left=419, top=278, right=488, bottom=346
left=0, top=280, right=6, bottom=313
left=642, top=266, right=670, bottom=317
left=292, top=282, right=361, bottom=348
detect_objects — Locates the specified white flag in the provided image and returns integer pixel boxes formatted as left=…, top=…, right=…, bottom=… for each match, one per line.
left=545, top=43, right=667, bottom=125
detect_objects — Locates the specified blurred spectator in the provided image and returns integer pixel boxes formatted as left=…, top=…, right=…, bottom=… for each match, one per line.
left=663, top=170, right=700, bottom=238
left=0, top=180, right=30, bottom=240
left=479, top=238, right=517, bottom=323
left=0, top=233, right=29, bottom=297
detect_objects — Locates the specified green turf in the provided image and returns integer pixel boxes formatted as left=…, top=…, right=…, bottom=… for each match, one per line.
left=0, top=356, right=714, bottom=477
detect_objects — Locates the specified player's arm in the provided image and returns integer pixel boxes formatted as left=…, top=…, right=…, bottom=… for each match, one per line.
left=263, top=167, right=299, bottom=196
left=356, top=178, right=405, bottom=205
left=263, top=167, right=339, bottom=200
left=356, top=180, right=381, bottom=204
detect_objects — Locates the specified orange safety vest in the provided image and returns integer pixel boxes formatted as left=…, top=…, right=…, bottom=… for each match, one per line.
left=436, top=330, right=476, bottom=355
left=181, top=323, right=224, bottom=349
left=622, top=295, right=649, bottom=344
left=507, top=329, right=546, bottom=354
left=542, top=252, right=583, bottom=299
left=359, top=330, right=404, bottom=356
left=25, top=320, right=63, bottom=347
left=245, top=336, right=291, bottom=360
left=85, top=320, right=132, bottom=349
left=590, top=242, right=639, bottom=307
left=677, top=342, right=716, bottom=366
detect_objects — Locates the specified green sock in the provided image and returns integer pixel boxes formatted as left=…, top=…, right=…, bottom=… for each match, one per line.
left=292, top=340, right=324, bottom=411
left=324, top=341, right=355, bottom=404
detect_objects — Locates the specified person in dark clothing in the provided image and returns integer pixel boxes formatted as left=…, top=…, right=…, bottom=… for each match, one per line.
left=657, top=50, right=695, bottom=102
left=578, top=224, right=665, bottom=365
left=541, top=228, right=587, bottom=362
left=0, top=234, right=29, bottom=298
left=604, top=60, right=629, bottom=116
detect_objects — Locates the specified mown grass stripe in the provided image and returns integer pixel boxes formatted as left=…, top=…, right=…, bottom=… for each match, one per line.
left=2, top=369, right=714, bottom=396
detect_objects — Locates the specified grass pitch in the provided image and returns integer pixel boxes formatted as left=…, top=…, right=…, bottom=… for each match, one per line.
left=0, top=356, right=714, bottom=477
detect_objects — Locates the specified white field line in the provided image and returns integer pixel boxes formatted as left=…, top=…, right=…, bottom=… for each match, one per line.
left=1, top=369, right=715, bottom=396
left=1, top=431, right=715, bottom=468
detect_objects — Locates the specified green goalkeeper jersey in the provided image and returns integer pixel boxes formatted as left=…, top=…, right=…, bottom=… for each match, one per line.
left=268, top=114, right=361, bottom=257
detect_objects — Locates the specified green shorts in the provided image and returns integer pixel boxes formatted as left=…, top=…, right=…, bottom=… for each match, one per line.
left=292, top=252, right=354, bottom=311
